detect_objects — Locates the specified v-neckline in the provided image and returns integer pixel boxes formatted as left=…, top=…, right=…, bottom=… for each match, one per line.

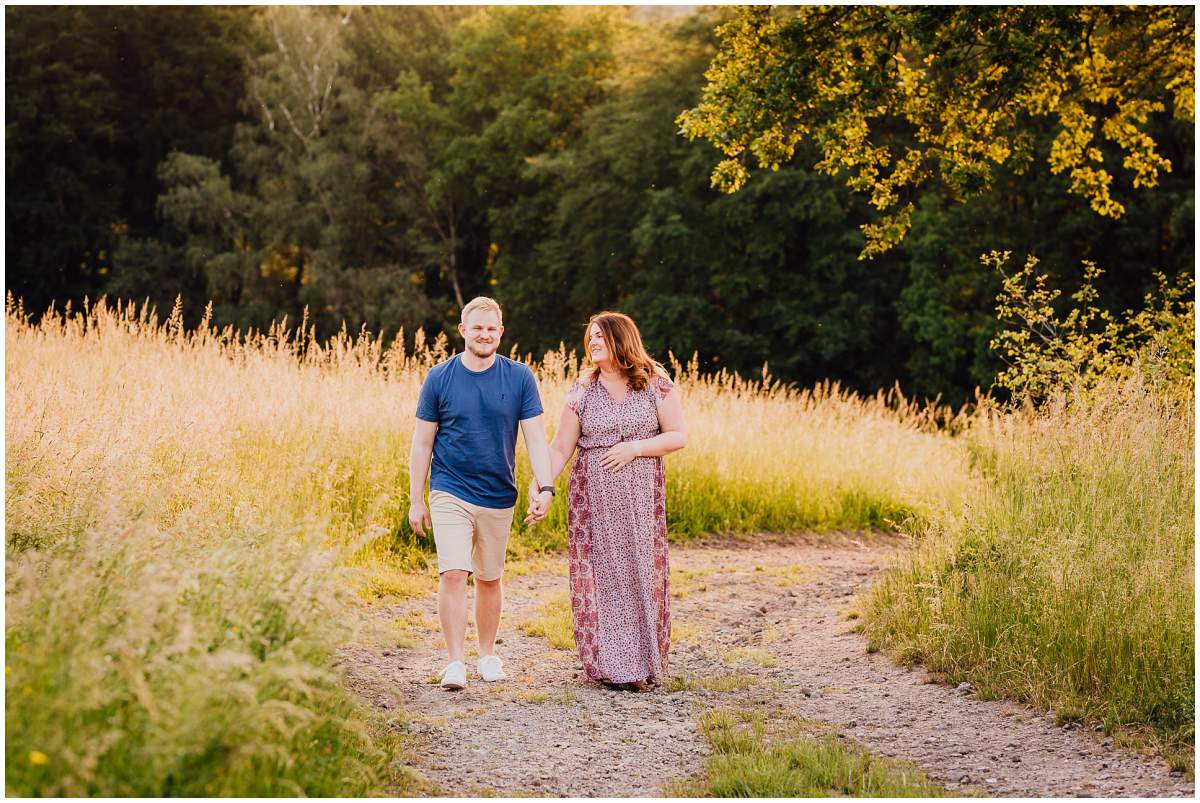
left=598, top=376, right=630, bottom=407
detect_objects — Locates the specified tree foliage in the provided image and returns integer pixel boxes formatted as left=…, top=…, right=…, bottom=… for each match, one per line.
left=509, top=13, right=911, bottom=385
left=5, top=6, right=257, bottom=312
left=678, top=6, right=1194, bottom=258
left=114, top=7, right=454, bottom=336
left=6, top=7, right=1194, bottom=402
left=896, top=108, right=1192, bottom=400
left=988, top=252, right=1194, bottom=401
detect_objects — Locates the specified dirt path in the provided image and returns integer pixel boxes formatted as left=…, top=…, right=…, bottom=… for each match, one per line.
left=340, top=534, right=1194, bottom=797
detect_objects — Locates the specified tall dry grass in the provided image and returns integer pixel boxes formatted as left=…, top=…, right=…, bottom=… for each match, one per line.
left=6, top=296, right=972, bottom=794
left=862, top=378, right=1195, bottom=762
left=5, top=298, right=421, bottom=795
left=524, top=354, right=976, bottom=547
left=658, top=363, right=972, bottom=538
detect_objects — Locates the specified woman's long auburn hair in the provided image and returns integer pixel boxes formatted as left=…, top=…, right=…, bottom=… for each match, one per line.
left=581, top=311, right=668, bottom=392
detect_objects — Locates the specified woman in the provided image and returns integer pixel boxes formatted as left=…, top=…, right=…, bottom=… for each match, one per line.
left=529, top=312, right=687, bottom=690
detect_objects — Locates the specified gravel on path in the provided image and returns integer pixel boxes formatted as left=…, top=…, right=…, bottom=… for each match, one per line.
left=339, top=533, right=1194, bottom=798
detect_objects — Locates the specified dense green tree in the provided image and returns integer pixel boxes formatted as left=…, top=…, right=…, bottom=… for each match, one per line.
left=432, top=6, right=622, bottom=348
left=492, top=14, right=912, bottom=389
left=117, top=7, right=454, bottom=337
left=679, top=6, right=1194, bottom=258
left=896, top=112, right=1193, bottom=400
left=342, top=5, right=472, bottom=301
left=8, top=7, right=1192, bottom=402
left=106, top=153, right=256, bottom=320
left=378, top=62, right=475, bottom=312
left=6, top=6, right=256, bottom=313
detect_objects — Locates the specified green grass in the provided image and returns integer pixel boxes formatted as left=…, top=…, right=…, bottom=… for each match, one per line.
left=862, top=380, right=1195, bottom=764
left=677, top=709, right=943, bottom=797
left=4, top=301, right=435, bottom=796
left=4, top=521, right=410, bottom=796
left=518, top=595, right=576, bottom=650
left=511, top=368, right=975, bottom=550
left=724, top=647, right=778, bottom=668
left=666, top=672, right=758, bottom=693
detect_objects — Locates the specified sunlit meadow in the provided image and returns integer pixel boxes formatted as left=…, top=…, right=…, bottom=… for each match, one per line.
left=5, top=299, right=423, bottom=795
left=4, top=297, right=972, bottom=794
left=6, top=295, right=1192, bottom=792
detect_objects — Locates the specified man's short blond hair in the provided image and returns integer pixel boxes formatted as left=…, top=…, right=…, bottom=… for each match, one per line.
left=460, top=296, right=503, bottom=325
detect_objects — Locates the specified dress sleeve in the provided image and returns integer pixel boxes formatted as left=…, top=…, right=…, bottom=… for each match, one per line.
left=565, top=378, right=585, bottom=416
left=651, top=372, right=675, bottom=402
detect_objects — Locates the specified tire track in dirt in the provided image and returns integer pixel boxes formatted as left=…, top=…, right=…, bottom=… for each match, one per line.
left=340, top=534, right=1194, bottom=797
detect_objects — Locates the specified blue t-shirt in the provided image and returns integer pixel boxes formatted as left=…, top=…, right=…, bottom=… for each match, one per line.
left=415, top=354, right=543, bottom=509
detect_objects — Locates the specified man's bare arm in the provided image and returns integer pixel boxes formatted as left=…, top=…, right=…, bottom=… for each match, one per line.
left=408, top=418, right=438, bottom=536
left=520, top=414, right=555, bottom=491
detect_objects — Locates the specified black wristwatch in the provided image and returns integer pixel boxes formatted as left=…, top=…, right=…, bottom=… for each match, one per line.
left=538, top=486, right=556, bottom=496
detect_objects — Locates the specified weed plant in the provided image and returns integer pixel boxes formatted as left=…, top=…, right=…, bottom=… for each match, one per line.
left=518, top=595, right=576, bottom=650
left=863, top=378, right=1195, bottom=761
left=679, top=709, right=943, bottom=796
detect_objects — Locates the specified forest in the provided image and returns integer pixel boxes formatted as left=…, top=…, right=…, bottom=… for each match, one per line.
left=7, top=5, right=1193, bottom=403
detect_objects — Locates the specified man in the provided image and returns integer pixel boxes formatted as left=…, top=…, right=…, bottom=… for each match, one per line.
left=408, top=296, right=555, bottom=690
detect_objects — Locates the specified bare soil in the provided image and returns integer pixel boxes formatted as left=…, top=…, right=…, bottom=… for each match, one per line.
left=340, top=534, right=1194, bottom=797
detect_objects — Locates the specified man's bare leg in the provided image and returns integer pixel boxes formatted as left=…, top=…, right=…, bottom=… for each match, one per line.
left=438, top=569, right=469, bottom=663
left=475, top=576, right=503, bottom=656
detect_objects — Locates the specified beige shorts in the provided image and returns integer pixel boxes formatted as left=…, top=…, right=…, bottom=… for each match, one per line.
left=429, top=490, right=514, bottom=581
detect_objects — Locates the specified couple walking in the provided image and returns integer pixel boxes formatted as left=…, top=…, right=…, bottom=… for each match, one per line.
left=408, top=296, right=687, bottom=691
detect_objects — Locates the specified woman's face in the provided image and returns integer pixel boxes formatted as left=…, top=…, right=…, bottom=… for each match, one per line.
left=587, top=322, right=611, bottom=367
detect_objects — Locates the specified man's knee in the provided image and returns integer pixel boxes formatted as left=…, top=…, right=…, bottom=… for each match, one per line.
left=475, top=576, right=502, bottom=591
left=440, top=569, right=469, bottom=589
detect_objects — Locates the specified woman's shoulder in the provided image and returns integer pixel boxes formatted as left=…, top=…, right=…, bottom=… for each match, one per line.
left=649, top=367, right=674, bottom=399
left=566, top=375, right=593, bottom=413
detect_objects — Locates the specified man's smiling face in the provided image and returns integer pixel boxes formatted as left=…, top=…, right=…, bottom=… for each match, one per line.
left=460, top=309, right=503, bottom=358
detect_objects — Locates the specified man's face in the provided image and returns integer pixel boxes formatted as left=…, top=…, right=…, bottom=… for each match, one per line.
left=459, top=309, right=503, bottom=358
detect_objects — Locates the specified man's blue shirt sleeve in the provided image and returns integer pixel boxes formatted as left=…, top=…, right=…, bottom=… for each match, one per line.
left=519, top=365, right=543, bottom=420
left=415, top=371, right=440, bottom=422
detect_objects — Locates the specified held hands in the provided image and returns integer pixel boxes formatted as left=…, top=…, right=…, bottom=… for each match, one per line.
left=600, top=440, right=642, bottom=472
left=408, top=500, right=432, bottom=537
left=523, top=486, right=554, bottom=525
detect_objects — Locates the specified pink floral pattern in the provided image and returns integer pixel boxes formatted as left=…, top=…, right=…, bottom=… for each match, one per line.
left=566, top=373, right=673, bottom=685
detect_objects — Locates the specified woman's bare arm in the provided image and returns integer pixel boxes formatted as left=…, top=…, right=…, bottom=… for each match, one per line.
left=640, top=386, right=687, bottom=457
left=529, top=401, right=582, bottom=496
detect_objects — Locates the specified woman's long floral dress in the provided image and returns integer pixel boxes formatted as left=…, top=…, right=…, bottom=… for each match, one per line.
left=565, top=373, right=673, bottom=685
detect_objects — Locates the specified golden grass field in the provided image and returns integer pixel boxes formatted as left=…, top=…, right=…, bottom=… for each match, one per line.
left=5, top=297, right=1193, bottom=793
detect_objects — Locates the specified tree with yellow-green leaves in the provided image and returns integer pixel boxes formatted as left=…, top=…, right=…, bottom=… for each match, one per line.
left=678, top=6, right=1194, bottom=259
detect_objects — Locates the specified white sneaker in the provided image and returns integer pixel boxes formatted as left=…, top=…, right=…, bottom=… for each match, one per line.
left=477, top=654, right=507, bottom=682
left=439, top=660, right=467, bottom=690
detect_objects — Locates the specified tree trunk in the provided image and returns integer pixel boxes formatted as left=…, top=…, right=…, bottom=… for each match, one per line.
left=447, top=215, right=464, bottom=309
